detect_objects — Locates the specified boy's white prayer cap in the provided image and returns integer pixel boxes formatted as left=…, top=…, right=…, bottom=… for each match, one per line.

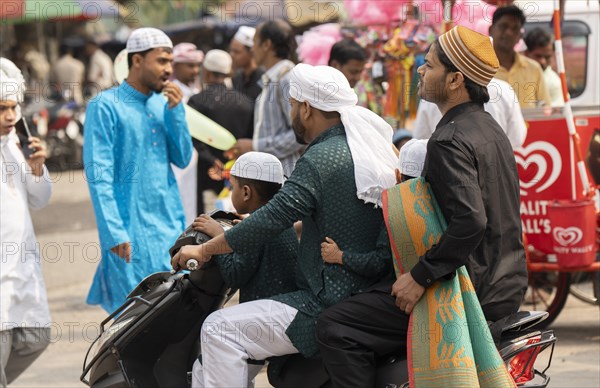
left=398, top=139, right=428, bottom=177
left=230, top=152, right=284, bottom=184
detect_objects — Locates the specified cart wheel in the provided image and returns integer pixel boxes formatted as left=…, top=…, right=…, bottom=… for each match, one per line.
left=523, top=271, right=571, bottom=328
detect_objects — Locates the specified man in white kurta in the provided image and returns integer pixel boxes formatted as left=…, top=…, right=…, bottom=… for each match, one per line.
left=171, top=43, right=204, bottom=225
left=0, top=57, right=52, bottom=387
left=85, top=39, right=115, bottom=93
left=412, top=77, right=527, bottom=149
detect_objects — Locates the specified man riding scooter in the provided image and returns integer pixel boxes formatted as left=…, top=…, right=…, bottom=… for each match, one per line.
left=172, top=63, right=399, bottom=387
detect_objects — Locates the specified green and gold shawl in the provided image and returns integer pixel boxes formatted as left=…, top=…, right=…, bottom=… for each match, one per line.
left=382, top=178, right=515, bottom=387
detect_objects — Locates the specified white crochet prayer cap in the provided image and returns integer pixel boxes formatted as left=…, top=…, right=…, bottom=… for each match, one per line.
left=233, top=26, right=256, bottom=48
left=398, top=139, right=428, bottom=177
left=126, top=28, right=173, bottom=53
left=203, top=50, right=232, bottom=74
left=230, top=152, right=284, bottom=184
left=1, top=57, right=25, bottom=121
left=0, top=58, right=25, bottom=103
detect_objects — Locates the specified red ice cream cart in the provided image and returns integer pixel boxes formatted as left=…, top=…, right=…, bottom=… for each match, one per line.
left=512, top=0, right=600, bottom=325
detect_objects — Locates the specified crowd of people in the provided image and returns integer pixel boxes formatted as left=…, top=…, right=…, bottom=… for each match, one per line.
left=9, top=37, right=116, bottom=107
left=1, top=4, right=570, bottom=387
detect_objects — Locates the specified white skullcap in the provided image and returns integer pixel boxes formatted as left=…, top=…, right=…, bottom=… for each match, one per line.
left=288, top=63, right=397, bottom=207
left=230, top=152, right=284, bottom=184
left=1, top=58, right=25, bottom=122
left=203, top=50, right=232, bottom=75
left=173, top=43, right=204, bottom=63
left=233, top=26, right=256, bottom=48
left=0, top=58, right=25, bottom=103
left=398, top=139, right=428, bottom=177
left=126, top=28, right=173, bottom=53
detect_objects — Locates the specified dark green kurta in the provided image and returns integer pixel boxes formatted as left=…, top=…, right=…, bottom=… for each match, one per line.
left=224, top=124, right=393, bottom=356
left=214, top=228, right=298, bottom=303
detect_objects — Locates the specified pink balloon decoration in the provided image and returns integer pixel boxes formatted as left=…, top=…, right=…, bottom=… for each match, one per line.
left=297, top=23, right=343, bottom=66
left=452, top=0, right=496, bottom=34
left=344, top=0, right=409, bottom=26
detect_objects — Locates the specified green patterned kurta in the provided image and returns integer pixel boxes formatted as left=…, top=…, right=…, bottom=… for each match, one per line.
left=224, top=124, right=393, bottom=356
left=214, top=228, right=299, bottom=303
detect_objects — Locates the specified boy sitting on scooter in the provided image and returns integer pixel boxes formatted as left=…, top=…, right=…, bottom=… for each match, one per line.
left=190, top=152, right=298, bottom=387
left=190, top=151, right=299, bottom=304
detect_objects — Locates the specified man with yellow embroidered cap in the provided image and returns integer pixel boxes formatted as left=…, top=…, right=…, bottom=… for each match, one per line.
left=316, top=26, right=528, bottom=387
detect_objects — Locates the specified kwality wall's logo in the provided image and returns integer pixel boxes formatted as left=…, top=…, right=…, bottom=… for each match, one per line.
left=552, top=226, right=583, bottom=246
left=514, top=141, right=562, bottom=197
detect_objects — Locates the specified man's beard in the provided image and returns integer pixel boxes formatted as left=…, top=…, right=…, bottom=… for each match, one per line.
left=143, top=72, right=165, bottom=93
left=292, top=115, right=308, bottom=145
left=150, top=81, right=164, bottom=93
left=418, top=79, right=447, bottom=104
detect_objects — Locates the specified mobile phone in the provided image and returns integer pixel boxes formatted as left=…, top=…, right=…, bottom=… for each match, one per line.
left=17, top=117, right=34, bottom=159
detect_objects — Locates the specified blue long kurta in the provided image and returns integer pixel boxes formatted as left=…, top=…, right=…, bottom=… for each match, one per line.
left=84, top=81, right=192, bottom=313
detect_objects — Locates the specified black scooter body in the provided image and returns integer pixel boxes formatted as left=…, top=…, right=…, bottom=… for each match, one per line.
left=82, top=211, right=554, bottom=388
left=267, top=310, right=554, bottom=388
left=81, top=211, right=238, bottom=388
left=83, top=267, right=232, bottom=388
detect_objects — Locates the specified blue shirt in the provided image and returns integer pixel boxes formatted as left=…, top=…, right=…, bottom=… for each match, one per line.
left=83, top=81, right=193, bottom=313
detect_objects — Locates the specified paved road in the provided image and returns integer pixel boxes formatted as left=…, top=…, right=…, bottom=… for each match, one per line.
left=11, top=171, right=600, bottom=387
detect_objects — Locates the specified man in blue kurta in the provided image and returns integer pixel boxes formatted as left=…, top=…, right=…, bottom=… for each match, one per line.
left=84, top=28, right=193, bottom=313
left=172, top=64, right=399, bottom=387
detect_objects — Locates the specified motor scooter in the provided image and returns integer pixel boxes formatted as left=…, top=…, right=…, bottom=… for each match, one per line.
left=81, top=211, right=556, bottom=388
left=21, top=91, right=85, bottom=171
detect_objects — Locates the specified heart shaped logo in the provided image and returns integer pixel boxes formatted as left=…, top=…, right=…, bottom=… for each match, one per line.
left=514, top=141, right=562, bottom=196
left=553, top=226, right=583, bottom=246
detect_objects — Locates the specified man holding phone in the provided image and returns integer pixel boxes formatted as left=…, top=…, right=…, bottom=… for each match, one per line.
left=83, top=28, right=193, bottom=313
left=1, top=57, right=52, bottom=387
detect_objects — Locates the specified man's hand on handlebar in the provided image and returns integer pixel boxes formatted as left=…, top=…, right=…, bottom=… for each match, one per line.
left=171, top=244, right=213, bottom=272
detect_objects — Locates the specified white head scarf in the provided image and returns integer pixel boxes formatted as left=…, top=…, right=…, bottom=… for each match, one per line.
left=1, top=57, right=26, bottom=122
left=289, top=63, right=397, bottom=206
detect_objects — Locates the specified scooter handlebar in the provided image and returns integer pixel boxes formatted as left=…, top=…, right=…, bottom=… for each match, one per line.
left=186, top=259, right=200, bottom=271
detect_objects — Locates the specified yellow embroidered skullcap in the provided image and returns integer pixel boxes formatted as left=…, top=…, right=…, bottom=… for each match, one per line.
left=438, top=26, right=499, bottom=86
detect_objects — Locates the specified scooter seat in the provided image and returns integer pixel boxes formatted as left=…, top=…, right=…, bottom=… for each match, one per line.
left=501, top=311, right=548, bottom=333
